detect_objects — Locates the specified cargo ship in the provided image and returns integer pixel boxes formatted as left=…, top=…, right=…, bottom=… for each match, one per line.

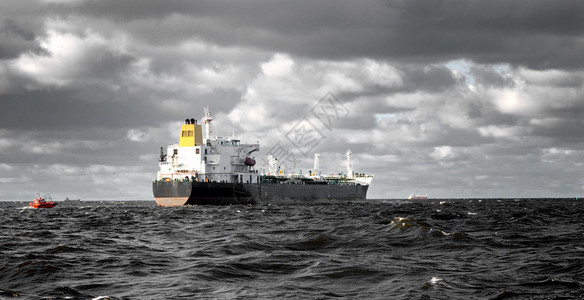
left=153, top=108, right=373, bottom=206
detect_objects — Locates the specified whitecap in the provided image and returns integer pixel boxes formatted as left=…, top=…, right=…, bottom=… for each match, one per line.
left=430, top=228, right=450, bottom=236
left=430, top=276, right=442, bottom=284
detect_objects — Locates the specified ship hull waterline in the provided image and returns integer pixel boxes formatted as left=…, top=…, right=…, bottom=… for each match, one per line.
left=153, top=181, right=369, bottom=206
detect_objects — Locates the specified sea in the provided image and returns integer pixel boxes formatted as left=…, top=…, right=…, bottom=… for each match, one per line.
left=1, top=198, right=583, bottom=300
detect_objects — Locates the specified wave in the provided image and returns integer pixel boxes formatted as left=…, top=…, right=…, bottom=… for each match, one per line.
left=1, top=199, right=584, bottom=299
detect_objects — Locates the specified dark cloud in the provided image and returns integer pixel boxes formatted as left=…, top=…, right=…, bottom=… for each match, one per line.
left=528, top=118, right=584, bottom=142
left=0, top=88, right=152, bottom=130
left=29, top=0, right=582, bottom=69
left=2, top=0, right=582, bottom=69
left=2, top=19, right=36, bottom=41
left=0, top=19, right=44, bottom=59
left=470, top=65, right=510, bottom=88
left=0, top=85, right=242, bottom=132
left=402, top=65, right=459, bottom=92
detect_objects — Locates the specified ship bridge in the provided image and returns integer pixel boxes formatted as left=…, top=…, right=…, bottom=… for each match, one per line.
left=156, top=110, right=260, bottom=184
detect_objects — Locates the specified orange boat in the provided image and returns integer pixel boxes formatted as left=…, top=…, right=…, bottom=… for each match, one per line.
left=29, top=194, right=57, bottom=208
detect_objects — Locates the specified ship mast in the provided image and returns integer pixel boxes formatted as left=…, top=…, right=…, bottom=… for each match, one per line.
left=313, top=153, right=320, bottom=175
left=202, top=107, right=214, bottom=141
left=346, top=149, right=353, bottom=178
left=268, top=155, right=279, bottom=175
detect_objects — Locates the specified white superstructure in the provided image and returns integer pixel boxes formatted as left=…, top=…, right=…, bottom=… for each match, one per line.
left=157, top=109, right=260, bottom=183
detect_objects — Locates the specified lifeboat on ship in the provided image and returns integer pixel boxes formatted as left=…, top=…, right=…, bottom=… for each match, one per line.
left=29, top=194, right=57, bottom=209
left=244, top=157, right=256, bottom=166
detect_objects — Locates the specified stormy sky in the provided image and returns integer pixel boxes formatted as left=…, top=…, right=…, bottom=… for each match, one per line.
left=1, top=0, right=584, bottom=200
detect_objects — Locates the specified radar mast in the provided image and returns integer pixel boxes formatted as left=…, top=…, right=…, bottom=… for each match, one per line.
left=202, top=107, right=214, bottom=141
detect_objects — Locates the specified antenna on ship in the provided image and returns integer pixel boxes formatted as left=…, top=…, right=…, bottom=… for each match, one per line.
left=159, top=147, right=166, bottom=162
left=203, top=107, right=214, bottom=140
left=268, top=155, right=278, bottom=175
left=346, top=149, right=353, bottom=178
left=313, top=153, right=320, bottom=176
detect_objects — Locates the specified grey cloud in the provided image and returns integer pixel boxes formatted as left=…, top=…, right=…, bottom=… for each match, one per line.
left=531, top=118, right=584, bottom=142
left=35, top=0, right=584, bottom=69
left=0, top=85, right=242, bottom=132
left=2, top=19, right=35, bottom=41
left=335, top=64, right=460, bottom=104
left=469, top=66, right=511, bottom=88
left=0, top=1, right=54, bottom=59
left=1, top=0, right=584, bottom=200
left=401, top=65, right=459, bottom=92
left=0, top=88, right=152, bottom=131
left=0, top=19, right=44, bottom=59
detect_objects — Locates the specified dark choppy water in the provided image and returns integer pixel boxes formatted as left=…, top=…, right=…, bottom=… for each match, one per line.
left=1, top=199, right=583, bottom=299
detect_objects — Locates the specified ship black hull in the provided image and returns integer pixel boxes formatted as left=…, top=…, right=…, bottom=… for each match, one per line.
left=153, top=181, right=369, bottom=206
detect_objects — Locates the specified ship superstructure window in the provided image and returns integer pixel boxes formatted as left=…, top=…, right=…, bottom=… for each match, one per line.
left=173, top=149, right=178, bottom=155
left=196, top=148, right=200, bottom=154
left=181, top=130, right=194, bottom=137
